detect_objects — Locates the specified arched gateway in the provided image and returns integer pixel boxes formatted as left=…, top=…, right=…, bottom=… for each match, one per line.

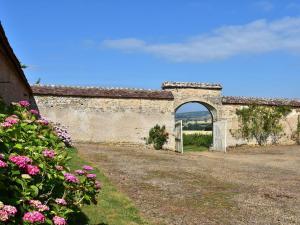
left=162, top=82, right=227, bottom=152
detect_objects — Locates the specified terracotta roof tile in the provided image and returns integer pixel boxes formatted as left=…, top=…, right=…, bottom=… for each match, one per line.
left=32, top=85, right=174, bottom=100
left=222, top=96, right=300, bottom=107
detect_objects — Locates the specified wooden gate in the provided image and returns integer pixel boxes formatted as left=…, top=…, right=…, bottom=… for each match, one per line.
left=212, top=120, right=227, bottom=152
left=175, top=120, right=183, bottom=153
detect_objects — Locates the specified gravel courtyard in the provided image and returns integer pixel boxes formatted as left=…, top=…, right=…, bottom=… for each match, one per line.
left=76, top=144, right=300, bottom=225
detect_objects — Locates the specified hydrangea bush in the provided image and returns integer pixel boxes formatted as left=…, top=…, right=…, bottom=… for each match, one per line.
left=0, top=100, right=101, bottom=224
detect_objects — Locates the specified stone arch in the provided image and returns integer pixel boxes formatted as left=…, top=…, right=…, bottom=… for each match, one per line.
left=174, top=100, right=218, bottom=122
left=162, top=82, right=226, bottom=152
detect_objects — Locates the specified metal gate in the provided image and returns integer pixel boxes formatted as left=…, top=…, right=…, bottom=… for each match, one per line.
left=213, top=120, right=227, bottom=152
left=175, top=120, right=183, bottom=153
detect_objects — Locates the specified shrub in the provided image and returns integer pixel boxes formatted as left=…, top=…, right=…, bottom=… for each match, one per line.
left=0, top=100, right=101, bottom=224
left=183, top=133, right=212, bottom=148
left=148, top=125, right=169, bottom=150
left=235, top=105, right=291, bottom=145
left=53, top=123, right=72, bottom=147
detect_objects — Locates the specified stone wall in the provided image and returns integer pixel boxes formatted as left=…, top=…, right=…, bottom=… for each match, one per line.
left=222, top=104, right=300, bottom=147
left=32, top=82, right=300, bottom=151
left=34, top=95, right=175, bottom=149
left=0, top=23, right=32, bottom=104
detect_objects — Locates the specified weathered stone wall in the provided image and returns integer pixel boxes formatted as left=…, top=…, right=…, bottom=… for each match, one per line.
left=33, top=82, right=300, bottom=151
left=34, top=95, right=175, bottom=149
left=222, top=104, right=300, bottom=147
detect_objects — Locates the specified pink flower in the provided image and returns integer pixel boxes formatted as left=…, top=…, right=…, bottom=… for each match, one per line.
left=55, top=198, right=67, bottom=206
left=75, top=169, right=85, bottom=175
left=1, top=122, right=12, bottom=128
left=19, top=100, right=30, bottom=107
left=0, top=160, right=7, bottom=168
left=23, top=211, right=45, bottom=223
left=64, top=173, right=79, bottom=183
left=30, top=109, right=39, bottom=115
left=95, top=181, right=102, bottom=190
left=36, top=119, right=49, bottom=126
left=53, top=216, right=67, bottom=225
left=86, top=173, right=96, bottom=179
left=5, top=116, right=19, bottom=125
left=0, top=154, right=4, bottom=159
left=43, top=149, right=55, bottom=158
left=55, top=165, right=64, bottom=171
left=9, top=155, right=32, bottom=168
left=82, top=165, right=93, bottom=171
left=0, top=210, right=8, bottom=222
left=26, top=165, right=40, bottom=175
left=3, top=205, right=17, bottom=216
left=29, top=200, right=49, bottom=212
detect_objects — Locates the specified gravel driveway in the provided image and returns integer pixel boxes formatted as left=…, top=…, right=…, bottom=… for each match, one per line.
left=76, top=144, right=300, bottom=225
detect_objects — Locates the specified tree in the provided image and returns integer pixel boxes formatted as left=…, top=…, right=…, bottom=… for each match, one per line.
left=236, top=105, right=291, bottom=146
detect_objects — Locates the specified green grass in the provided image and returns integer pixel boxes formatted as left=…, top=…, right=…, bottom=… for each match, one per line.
left=183, top=133, right=212, bottom=148
left=183, top=145, right=209, bottom=152
left=67, top=148, right=151, bottom=225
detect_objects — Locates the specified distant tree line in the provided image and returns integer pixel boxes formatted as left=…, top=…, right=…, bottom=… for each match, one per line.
left=183, top=123, right=212, bottom=131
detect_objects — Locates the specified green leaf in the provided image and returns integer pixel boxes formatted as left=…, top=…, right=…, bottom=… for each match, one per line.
left=30, top=185, right=39, bottom=197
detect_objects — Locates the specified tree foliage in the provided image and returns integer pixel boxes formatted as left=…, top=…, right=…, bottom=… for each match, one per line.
left=148, top=125, right=169, bottom=150
left=235, top=105, right=291, bottom=146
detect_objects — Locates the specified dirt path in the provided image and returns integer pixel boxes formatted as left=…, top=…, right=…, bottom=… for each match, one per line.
left=76, top=144, right=300, bottom=225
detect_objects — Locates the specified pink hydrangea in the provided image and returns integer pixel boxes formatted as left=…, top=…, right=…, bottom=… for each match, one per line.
left=9, top=155, right=32, bottom=168
left=0, top=154, right=4, bottom=159
left=64, top=173, right=79, bottom=183
left=55, top=165, right=64, bottom=171
left=0, top=210, right=8, bottom=222
left=1, top=122, right=12, bottom=128
left=26, top=165, right=40, bottom=175
left=19, top=100, right=30, bottom=107
left=3, top=205, right=17, bottom=216
left=29, top=200, right=49, bottom=212
left=5, top=116, right=19, bottom=125
left=30, top=109, right=39, bottom=115
left=36, top=117, right=49, bottom=126
left=55, top=198, right=67, bottom=206
left=43, top=149, right=56, bottom=158
left=23, top=211, right=45, bottom=223
left=95, top=181, right=102, bottom=190
left=0, top=160, right=7, bottom=168
left=82, top=165, right=93, bottom=171
left=53, top=216, right=67, bottom=225
left=86, top=173, right=96, bottom=179
left=75, top=169, right=85, bottom=175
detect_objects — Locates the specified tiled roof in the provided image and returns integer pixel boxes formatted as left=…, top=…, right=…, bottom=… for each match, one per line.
left=222, top=96, right=300, bottom=107
left=162, top=81, right=222, bottom=90
left=31, top=85, right=174, bottom=100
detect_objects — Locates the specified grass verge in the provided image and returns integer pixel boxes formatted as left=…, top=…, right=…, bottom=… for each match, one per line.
left=183, top=145, right=209, bottom=152
left=67, top=148, right=151, bottom=225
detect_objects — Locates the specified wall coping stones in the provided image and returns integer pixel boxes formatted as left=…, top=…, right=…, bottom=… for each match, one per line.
left=31, top=84, right=174, bottom=100
left=162, top=81, right=223, bottom=90
left=222, top=96, right=300, bottom=107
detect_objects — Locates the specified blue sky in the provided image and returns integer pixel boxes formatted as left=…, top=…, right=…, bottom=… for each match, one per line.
left=1, top=0, right=300, bottom=104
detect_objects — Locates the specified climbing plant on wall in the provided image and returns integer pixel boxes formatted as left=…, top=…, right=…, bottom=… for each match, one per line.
left=235, top=105, right=291, bottom=146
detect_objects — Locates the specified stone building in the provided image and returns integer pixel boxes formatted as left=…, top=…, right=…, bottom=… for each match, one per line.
left=0, top=23, right=32, bottom=104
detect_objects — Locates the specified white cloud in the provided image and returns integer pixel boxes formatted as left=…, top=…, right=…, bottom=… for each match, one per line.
left=254, top=1, right=274, bottom=12
left=102, top=17, right=300, bottom=62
